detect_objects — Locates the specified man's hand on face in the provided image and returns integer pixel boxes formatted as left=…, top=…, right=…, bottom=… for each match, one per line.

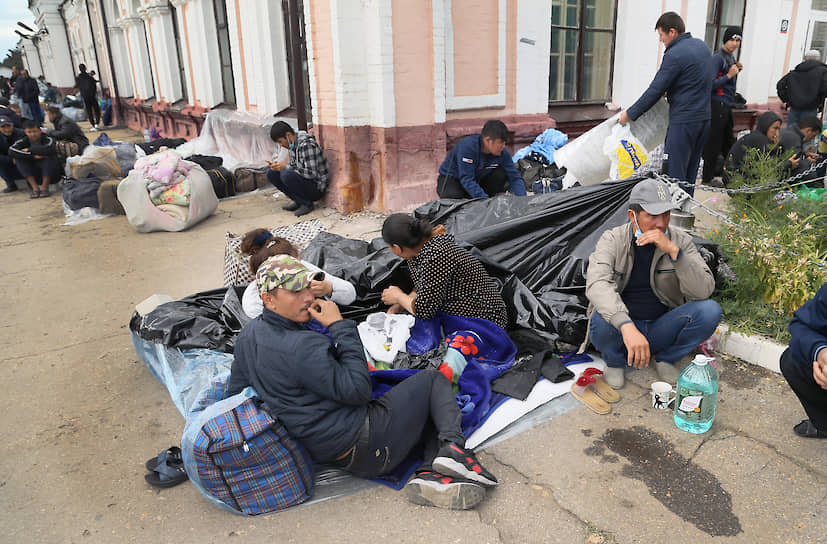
left=308, top=299, right=343, bottom=327
left=636, top=228, right=680, bottom=258
left=620, top=322, right=651, bottom=368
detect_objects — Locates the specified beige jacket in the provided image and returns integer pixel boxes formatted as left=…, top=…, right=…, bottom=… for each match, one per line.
left=578, top=222, right=715, bottom=353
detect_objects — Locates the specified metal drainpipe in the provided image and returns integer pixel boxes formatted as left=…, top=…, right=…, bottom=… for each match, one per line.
left=84, top=0, right=103, bottom=82
left=58, top=0, right=77, bottom=80
left=287, top=0, right=307, bottom=131
left=96, top=0, right=123, bottom=125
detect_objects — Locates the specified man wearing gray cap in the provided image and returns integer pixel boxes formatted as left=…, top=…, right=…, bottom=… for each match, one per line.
left=580, top=179, right=721, bottom=388
left=777, top=49, right=827, bottom=127
left=0, top=116, right=24, bottom=193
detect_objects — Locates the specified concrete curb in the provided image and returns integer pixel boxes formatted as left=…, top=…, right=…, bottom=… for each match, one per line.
left=717, top=323, right=785, bottom=374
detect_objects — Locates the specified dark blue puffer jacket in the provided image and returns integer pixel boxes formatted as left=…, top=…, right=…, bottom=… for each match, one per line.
left=790, top=283, right=827, bottom=365
left=228, top=309, right=371, bottom=463
left=627, top=32, right=712, bottom=124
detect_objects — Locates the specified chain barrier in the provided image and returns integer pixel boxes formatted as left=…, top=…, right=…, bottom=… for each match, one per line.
left=651, top=167, right=827, bottom=270
left=652, top=155, right=827, bottom=194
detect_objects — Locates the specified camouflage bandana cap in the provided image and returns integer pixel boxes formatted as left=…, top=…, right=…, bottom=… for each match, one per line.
left=257, top=254, right=312, bottom=296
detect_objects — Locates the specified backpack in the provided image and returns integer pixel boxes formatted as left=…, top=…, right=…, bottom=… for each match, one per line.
left=777, top=72, right=792, bottom=104
left=182, top=380, right=315, bottom=515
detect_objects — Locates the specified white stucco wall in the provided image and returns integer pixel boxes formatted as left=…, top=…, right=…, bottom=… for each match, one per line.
left=515, top=0, right=551, bottom=115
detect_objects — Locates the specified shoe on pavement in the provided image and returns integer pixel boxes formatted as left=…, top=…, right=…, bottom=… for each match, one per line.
left=604, top=366, right=625, bottom=389
left=2, top=186, right=18, bottom=193
left=655, top=361, right=679, bottom=384
left=90, top=125, right=98, bottom=132
left=793, top=419, right=827, bottom=438
left=281, top=201, right=300, bottom=211
left=294, top=204, right=314, bottom=217
left=404, top=471, right=485, bottom=510
left=432, top=443, right=497, bottom=487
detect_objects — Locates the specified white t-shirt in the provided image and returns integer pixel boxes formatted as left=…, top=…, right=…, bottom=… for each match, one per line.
left=241, top=259, right=357, bottom=319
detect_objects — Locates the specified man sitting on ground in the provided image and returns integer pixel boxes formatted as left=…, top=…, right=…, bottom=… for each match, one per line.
left=778, top=115, right=826, bottom=185
left=781, top=283, right=827, bottom=439
left=436, top=119, right=527, bottom=199
left=0, top=116, right=24, bottom=193
left=580, top=178, right=721, bottom=388
left=46, top=105, right=89, bottom=161
left=267, top=121, right=329, bottom=217
left=228, top=255, right=498, bottom=510
left=724, top=111, right=801, bottom=185
left=9, top=120, right=61, bottom=198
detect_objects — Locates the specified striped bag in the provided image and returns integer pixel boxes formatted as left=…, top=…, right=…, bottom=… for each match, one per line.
left=182, top=380, right=315, bottom=515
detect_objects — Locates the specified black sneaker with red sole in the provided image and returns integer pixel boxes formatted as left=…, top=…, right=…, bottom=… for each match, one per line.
left=404, top=471, right=485, bottom=510
left=432, top=443, right=498, bottom=487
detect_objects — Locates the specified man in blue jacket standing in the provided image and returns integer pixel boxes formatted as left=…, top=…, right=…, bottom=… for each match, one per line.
left=702, top=27, right=742, bottom=187
left=781, top=284, right=827, bottom=438
left=437, top=119, right=526, bottom=199
left=619, top=12, right=712, bottom=196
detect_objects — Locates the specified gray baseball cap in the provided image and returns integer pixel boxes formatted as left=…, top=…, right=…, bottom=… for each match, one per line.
left=629, top=179, right=674, bottom=215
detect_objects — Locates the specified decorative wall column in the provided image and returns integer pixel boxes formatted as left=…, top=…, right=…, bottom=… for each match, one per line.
left=32, top=0, right=77, bottom=87
left=119, top=15, right=154, bottom=99
left=21, top=40, right=44, bottom=78
left=107, top=23, right=134, bottom=97
left=138, top=1, right=184, bottom=104
left=170, top=0, right=224, bottom=109
left=225, top=1, right=291, bottom=113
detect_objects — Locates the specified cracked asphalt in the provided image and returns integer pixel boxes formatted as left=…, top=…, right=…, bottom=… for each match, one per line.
left=1, top=174, right=825, bottom=543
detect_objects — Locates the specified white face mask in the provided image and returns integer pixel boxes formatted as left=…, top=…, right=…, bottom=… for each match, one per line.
left=633, top=211, right=668, bottom=239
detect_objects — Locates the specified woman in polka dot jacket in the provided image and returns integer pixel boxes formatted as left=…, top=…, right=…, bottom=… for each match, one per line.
left=380, top=213, right=508, bottom=329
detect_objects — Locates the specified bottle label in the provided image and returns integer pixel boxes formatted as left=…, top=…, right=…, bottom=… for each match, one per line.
left=675, top=387, right=714, bottom=420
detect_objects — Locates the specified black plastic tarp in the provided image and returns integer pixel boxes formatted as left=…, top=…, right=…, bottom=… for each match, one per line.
left=129, top=175, right=721, bottom=351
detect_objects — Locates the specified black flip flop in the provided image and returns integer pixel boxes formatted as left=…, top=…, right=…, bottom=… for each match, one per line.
left=144, top=446, right=188, bottom=488
left=793, top=419, right=827, bottom=438
left=145, top=446, right=183, bottom=472
left=29, top=190, right=40, bottom=199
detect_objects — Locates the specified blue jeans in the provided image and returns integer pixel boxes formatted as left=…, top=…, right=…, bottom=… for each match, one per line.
left=787, top=108, right=818, bottom=128
left=665, top=120, right=710, bottom=197
left=589, top=300, right=722, bottom=368
left=267, top=168, right=323, bottom=207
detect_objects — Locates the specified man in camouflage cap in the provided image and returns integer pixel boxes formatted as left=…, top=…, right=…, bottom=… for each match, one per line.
left=229, top=257, right=498, bottom=510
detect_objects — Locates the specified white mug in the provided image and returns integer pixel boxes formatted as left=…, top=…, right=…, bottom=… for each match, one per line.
left=651, top=381, right=675, bottom=410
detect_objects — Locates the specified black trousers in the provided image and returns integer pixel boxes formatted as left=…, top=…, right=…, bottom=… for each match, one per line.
left=267, top=168, right=323, bottom=206
left=337, top=369, right=465, bottom=478
left=702, top=100, right=735, bottom=184
left=83, top=95, right=101, bottom=126
left=780, top=347, right=827, bottom=431
left=437, top=166, right=509, bottom=199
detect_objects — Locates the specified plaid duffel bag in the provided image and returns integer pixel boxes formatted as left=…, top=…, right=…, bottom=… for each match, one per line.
left=182, top=381, right=315, bottom=515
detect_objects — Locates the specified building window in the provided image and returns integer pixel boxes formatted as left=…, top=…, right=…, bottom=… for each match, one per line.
left=169, top=3, right=188, bottom=102
left=704, top=0, right=746, bottom=51
left=549, top=0, right=616, bottom=103
left=213, top=0, right=236, bottom=105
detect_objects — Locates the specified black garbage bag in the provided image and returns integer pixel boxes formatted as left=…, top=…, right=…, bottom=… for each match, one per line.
left=129, top=286, right=249, bottom=352
left=128, top=174, right=722, bottom=352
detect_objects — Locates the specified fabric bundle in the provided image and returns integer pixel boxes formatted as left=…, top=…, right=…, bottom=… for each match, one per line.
left=133, top=150, right=194, bottom=204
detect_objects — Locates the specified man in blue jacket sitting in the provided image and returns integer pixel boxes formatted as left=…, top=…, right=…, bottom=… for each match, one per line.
left=781, top=284, right=827, bottom=438
left=437, top=119, right=526, bottom=199
left=228, top=255, right=498, bottom=510
left=619, top=12, right=712, bottom=196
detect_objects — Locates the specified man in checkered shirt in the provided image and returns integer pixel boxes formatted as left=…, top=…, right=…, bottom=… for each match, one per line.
left=267, top=121, right=330, bottom=217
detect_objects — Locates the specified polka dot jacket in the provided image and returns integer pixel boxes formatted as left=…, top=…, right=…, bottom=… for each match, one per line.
left=408, top=234, right=508, bottom=328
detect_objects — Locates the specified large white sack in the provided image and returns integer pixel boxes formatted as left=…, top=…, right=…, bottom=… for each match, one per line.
left=117, top=163, right=219, bottom=233
left=555, top=99, right=669, bottom=188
